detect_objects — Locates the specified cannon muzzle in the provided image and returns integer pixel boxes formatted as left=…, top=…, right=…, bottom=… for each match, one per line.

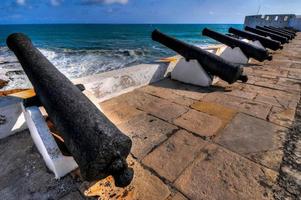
left=245, top=26, right=288, bottom=44
left=228, top=27, right=282, bottom=51
left=202, top=28, right=272, bottom=62
left=7, top=33, right=133, bottom=187
left=152, top=29, right=247, bottom=84
left=256, top=26, right=293, bottom=40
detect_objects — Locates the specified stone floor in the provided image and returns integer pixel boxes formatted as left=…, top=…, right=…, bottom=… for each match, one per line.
left=1, top=33, right=301, bottom=200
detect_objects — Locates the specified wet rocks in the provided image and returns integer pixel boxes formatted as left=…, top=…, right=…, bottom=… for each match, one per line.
left=0, top=79, right=9, bottom=89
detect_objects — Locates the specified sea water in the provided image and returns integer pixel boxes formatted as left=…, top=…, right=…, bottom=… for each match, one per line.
left=0, top=24, right=243, bottom=90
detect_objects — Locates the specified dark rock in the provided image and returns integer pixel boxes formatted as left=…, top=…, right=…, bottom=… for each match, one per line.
left=0, top=79, right=9, bottom=89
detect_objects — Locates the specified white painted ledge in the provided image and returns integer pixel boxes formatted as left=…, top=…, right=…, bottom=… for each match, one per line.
left=73, top=62, right=174, bottom=102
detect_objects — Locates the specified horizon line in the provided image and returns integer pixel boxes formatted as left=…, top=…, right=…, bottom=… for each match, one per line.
left=0, top=22, right=244, bottom=25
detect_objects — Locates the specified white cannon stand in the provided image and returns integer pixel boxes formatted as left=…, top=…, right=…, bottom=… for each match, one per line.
left=0, top=97, right=27, bottom=139
left=23, top=105, right=78, bottom=179
left=217, top=46, right=249, bottom=64
left=171, top=58, right=219, bottom=87
left=0, top=91, right=101, bottom=179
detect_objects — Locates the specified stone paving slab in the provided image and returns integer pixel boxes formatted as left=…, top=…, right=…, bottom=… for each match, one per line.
left=173, top=109, right=223, bottom=137
left=216, top=113, right=287, bottom=170
left=174, top=143, right=278, bottom=200
left=142, top=130, right=207, bottom=182
left=202, top=92, right=272, bottom=119
left=81, top=156, right=171, bottom=200
left=139, top=84, right=197, bottom=106
left=117, top=114, right=178, bottom=159
left=167, top=192, right=188, bottom=200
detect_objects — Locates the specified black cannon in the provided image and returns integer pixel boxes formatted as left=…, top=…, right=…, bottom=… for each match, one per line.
left=265, top=26, right=295, bottom=38
left=151, top=29, right=247, bottom=84
left=7, top=33, right=133, bottom=187
left=267, top=26, right=296, bottom=37
left=256, top=26, right=293, bottom=40
left=202, top=28, right=272, bottom=62
left=245, top=26, right=288, bottom=44
left=228, top=27, right=282, bottom=51
left=284, top=27, right=299, bottom=33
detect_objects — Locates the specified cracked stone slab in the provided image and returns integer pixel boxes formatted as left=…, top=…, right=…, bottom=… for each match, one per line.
left=136, top=96, right=189, bottom=122
left=216, top=113, right=287, bottom=170
left=142, top=130, right=207, bottom=182
left=191, top=101, right=237, bottom=130
left=202, top=93, right=272, bottom=120
left=175, top=143, right=278, bottom=200
left=268, top=106, right=295, bottom=128
left=139, top=84, right=196, bottom=106
left=174, top=109, right=223, bottom=137
left=117, top=114, right=178, bottom=159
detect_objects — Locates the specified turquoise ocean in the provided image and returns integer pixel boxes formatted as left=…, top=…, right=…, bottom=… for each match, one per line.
left=0, top=24, right=243, bottom=89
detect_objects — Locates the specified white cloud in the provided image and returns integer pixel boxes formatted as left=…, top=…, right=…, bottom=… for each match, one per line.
left=83, top=0, right=128, bottom=5
left=16, top=0, right=26, bottom=6
left=50, top=0, right=63, bottom=6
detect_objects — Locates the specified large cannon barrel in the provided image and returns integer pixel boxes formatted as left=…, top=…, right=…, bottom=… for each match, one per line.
left=202, top=28, right=272, bottom=62
left=267, top=26, right=296, bottom=37
left=7, top=33, right=133, bottom=187
left=264, top=26, right=295, bottom=38
left=245, top=26, right=288, bottom=44
left=256, top=26, right=293, bottom=40
left=284, top=27, right=299, bottom=33
left=228, top=27, right=282, bottom=51
left=152, top=29, right=247, bottom=84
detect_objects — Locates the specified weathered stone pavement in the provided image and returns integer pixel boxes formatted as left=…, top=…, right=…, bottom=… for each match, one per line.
left=1, top=33, right=301, bottom=199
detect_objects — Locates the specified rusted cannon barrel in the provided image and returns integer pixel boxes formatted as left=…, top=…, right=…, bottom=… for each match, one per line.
left=256, top=26, right=293, bottom=40
left=152, top=29, right=247, bottom=84
left=245, top=26, right=288, bottom=44
left=267, top=26, right=296, bottom=37
left=7, top=33, right=133, bottom=187
left=202, top=28, right=272, bottom=62
left=228, top=27, right=282, bottom=51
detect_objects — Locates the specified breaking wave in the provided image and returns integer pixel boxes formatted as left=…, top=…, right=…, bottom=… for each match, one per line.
left=0, top=46, right=167, bottom=90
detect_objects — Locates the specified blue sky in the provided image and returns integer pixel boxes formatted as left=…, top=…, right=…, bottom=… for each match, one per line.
left=1, top=0, right=301, bottom=24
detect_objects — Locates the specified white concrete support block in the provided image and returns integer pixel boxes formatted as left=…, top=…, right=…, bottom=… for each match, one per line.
left=171, top=58, right=215, bottom=87
left=218, top=46, right=249, bottom=64
left=23, top=106, right=78, bottom=179
left=249, top=40, right=265, bottom=49
left=0, top=96, right=27, bottom=139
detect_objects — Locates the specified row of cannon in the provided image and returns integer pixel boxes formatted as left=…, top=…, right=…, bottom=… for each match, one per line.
left=5, top=25, right=298, bottom=188
left=152, top=26, right=298, bottom=84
